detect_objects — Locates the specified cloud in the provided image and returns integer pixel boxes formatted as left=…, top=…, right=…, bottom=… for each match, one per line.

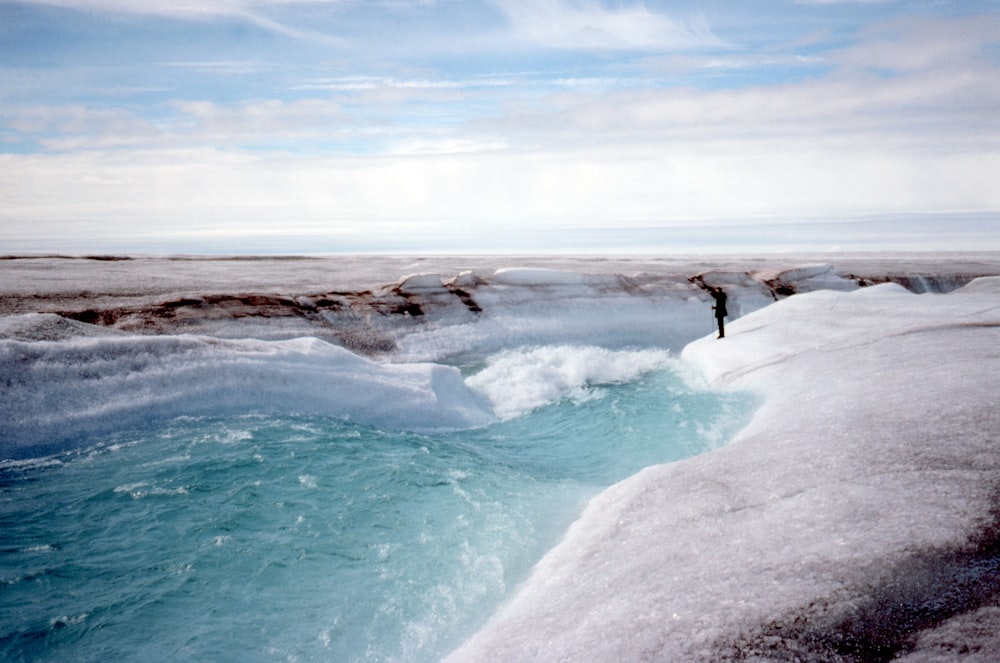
left=6, top=0, right=248, bottom=19
left=491, top=0, right=723, bottom=51
left=4, top=99, right=357, bottom=151
left=7, top=13, right=996, bottom=156
left=464, top=56, right=999, bottom=159
left=796, top=1, right=895, bottom=4
left=170, top=98, right=351, bottom=137
left=4, top=116, right=998, bottom=248
left=4, top=105, right=160, bottom=150
left=163, top=60, right=281, bottom=75
left=2, top=4, right=998, bottom=251
left=5, top=0, right=330, bottom=17
left=4, top=0, right=351, bottom=45
left=832, top=15, right=1000, bottom=74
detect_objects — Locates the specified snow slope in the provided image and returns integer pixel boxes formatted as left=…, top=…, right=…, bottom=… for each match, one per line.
left=447, top=279, right=1000, bottom=662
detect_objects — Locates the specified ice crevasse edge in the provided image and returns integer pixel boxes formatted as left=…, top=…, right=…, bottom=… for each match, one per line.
left=0, top=261, right=802, bottom=459
left=447, top=277, right=1000, bottom=662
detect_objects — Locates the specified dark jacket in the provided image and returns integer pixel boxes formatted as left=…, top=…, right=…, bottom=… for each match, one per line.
left=711, top=290, right=728, bottom=318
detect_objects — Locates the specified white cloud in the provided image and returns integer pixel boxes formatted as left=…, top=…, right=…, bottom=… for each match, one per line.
left=795, top=0, right=896, bottom=4
left=6, top=0, right=723, bottom=58
left=491, top=0, right=723, bottom=51
left=466, top=57, right=1000, bottom=159
left=8, top=0, right=247, bottom=18
left=4, top=13, right=998, bottom=243
left=291, top=75, right=518, bottom=92
left=2, top=6, right=998, bottom=251
left=169, top=98, right=351, bottom=138
left=163, top=61, right=282, bottom=75
left=4, top=99, right=356, bottom=151
left=833, top=15, right=1000, bottom=74
left=5, top=105, right=160, bottom=150
left=7, top=0, right=333, bottom=16
left=3, top=124, right=998, bottom=249
left=6, top=0, right=350, bottom=45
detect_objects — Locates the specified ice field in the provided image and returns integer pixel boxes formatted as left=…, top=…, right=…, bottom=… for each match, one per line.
left=2, top=254, right=999, bottom=661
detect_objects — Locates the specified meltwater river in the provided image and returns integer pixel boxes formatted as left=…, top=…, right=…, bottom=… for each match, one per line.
left=1, top=343, right=753, bottom=662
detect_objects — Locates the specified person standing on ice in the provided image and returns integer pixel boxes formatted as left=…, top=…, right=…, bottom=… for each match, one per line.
left=710, top=287, right=728, bottom=339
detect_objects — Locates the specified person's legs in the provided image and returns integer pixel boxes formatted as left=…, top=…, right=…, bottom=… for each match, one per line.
left=716, top=316, right=725, bottom=338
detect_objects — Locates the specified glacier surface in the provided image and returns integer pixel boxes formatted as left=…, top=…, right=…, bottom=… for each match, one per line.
left=2, top=253, right=1000, bottom=660
left=447, top=277, right=1000, bottom=662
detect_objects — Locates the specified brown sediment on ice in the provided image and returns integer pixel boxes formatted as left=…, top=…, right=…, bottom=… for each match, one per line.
left=2, top=254, right=997, bottom=357
left=0, top=279, right=484, bottom=355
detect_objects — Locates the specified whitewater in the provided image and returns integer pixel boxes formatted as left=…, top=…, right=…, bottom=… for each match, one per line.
left=2, top=254, right=999, bottom=662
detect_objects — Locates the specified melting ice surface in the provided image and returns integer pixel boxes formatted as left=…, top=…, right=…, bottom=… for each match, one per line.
left=0, top=320, right=754, bottom=661
left=11, top=256, right=996, bottom=662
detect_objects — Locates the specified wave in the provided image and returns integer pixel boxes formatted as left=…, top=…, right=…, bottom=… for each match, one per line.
left=466, top=345, right=673, bottom=420
left=0, top=315, right=683, bottom=460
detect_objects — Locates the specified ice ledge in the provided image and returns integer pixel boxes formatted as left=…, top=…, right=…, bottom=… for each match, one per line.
left=447, top=281, right=1000, bottom=662
left=3, top=257, right=995, bottom=348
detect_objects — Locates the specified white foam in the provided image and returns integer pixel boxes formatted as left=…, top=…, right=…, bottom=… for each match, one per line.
left=465, top=346, right=673, bottom=420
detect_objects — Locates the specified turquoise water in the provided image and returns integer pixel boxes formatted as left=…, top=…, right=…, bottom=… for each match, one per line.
left=1, top=369, right=754, bottom=662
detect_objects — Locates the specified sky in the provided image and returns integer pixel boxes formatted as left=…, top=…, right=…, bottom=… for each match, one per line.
left=1, top=0, right=999, bottom=254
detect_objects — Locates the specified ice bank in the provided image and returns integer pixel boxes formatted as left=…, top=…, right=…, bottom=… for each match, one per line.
left=447, top=279, right=1000, bottom=662
left=0, top=322, right=495, bottom=459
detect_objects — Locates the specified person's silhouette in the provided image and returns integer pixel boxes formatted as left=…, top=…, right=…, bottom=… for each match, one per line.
left=710, top=287, right=727, bottom=339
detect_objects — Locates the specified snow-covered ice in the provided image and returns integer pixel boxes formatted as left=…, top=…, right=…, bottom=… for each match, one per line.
left=447, top=277, right=1000, bottom=662
left=0, top=329, right=495, bottom=458
left=2, top=253, right=999, bottom=660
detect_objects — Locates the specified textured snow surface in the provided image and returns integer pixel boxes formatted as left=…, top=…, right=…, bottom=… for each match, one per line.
left=447, top=279, right=1000, bottom=662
